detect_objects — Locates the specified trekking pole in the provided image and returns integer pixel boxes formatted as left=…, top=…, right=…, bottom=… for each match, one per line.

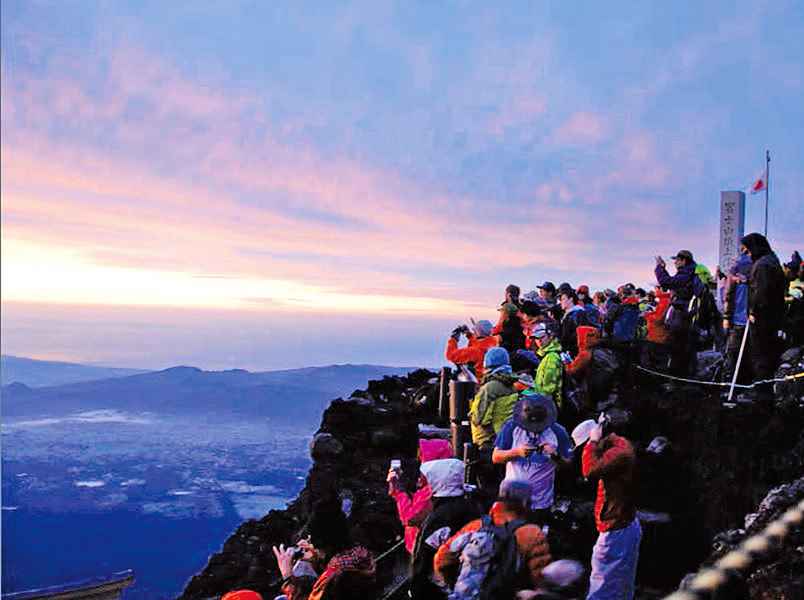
left=727, top=319, right=751, bottom=404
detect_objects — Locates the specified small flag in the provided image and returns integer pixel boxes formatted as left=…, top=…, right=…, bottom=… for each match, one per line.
left=748, top=169, right=767, bottom=194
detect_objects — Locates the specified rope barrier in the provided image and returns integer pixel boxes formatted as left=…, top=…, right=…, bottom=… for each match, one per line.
left=374, top=538, right=406, bottom=563
left=635, top=365, right=804, bottom=390
left=662, top=496, right=804, bottom=599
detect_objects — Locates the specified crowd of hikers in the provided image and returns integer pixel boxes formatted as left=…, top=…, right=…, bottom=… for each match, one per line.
left=221, top=233, right=802, bottom=600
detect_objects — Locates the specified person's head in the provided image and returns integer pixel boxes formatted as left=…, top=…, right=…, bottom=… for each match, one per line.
left=419, top=458, right=465, bottom=499
left=530, top=321, right=557, bottom=348
left=538, top=281, right=556, bottom=301
left=577, top=284, right=590, bottom=302
left=473, top=319, right=493, bottom=338
left=740, top=233, right=773, bottom=262
left=307, top=499, right=351, bottom=558
left=497, top=479, right=532, bottom=514
left=505, top=284, right=521, bottom=304
left=558, top=290, right=578, bottom=311
left=557, top=282, right=573, bottom=297
left=671, top=249, right=694, bottom=270
left=592, top=291, right=606, bottom=306
left=646, top=290, right=656, bottom=304
left=513, top=393, right=557, bottom=434
left=483, top=347, right=510, bottom=371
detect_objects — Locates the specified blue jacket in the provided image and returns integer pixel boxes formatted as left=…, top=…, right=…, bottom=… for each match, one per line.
left=655, top=262, right=697, bottom=309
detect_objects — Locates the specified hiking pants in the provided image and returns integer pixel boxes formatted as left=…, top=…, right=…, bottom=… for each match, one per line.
left=724, top=325, right=748, bottom=384
left=748, top=322, right=782, bottom=405
left=667, top=310, right=694, bottom=376
left=588, top=518, right=642, bottom=600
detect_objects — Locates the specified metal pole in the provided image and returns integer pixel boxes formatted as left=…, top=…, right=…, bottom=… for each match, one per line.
left=727, top=319, right=750, bottom=403
left=764, top=150, right=770, bottom=237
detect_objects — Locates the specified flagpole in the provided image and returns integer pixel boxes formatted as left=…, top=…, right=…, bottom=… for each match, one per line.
left=764, top=149, right=770, bottom=237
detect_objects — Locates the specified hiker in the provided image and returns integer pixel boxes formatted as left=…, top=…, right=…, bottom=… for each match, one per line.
left=530, top=322, right=564, bottom=411
left=433, top=479, right=552, bottom=599
left=642, top=287, right=672, bottom=370
left=492, top=394, right=573, bottom=528
left=566, top=325, right=600, bottom=409
left=222, top=591, right=263, bottom=600
left=494, top=285, right=527, bottom=355
left=577, top=284, right=601, bottom=327
left=722, top=253, right=752, bottom=383
left=603, top=286, right=640, bottom=344
left=558, top=289, right=590, bottom=356
left=740, top=233, right=787, bottom=405
left=388, top=438, right=454, bottom=554
left=409, top=458, right=480, bottom=600
left=445, top=320, right=499, bottom=380
left=468, top=347, right=518, bottom=492
left=577, top=419, right=640, bottom=600
left=273, top=500, right=376, bottom=600
left=655, top=250, right=697, bottom=375
left=592, top=291, right=608, bottom=319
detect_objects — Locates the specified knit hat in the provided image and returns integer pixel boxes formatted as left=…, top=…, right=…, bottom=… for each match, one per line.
left=473, top=319, right=493, bottom=337
left=498, top=479, right=532, bottom=506
left=513, top=393, right=557, bottom=433
left=483, top=347, right=510, bottom=369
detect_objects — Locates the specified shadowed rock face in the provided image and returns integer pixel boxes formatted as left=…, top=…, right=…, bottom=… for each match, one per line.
left=180, top=356, right=804, bottom=600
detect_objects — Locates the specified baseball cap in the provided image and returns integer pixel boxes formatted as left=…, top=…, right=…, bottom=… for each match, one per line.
left=671, top=250, right=694, bottom=262
left=537, top=281, right=556, bottom=294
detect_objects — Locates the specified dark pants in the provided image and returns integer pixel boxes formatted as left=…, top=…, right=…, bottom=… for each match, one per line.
left=748, top=322, right=782, bottom=405
left=667, top=309, right=694, bottom=376
left=724, top=324, right=748, bottom=384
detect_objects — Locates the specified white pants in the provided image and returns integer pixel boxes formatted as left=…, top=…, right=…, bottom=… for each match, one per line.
left=587, top=518, right=642, bottom=600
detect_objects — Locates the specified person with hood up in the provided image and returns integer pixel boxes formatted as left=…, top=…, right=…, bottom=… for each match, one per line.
left=445, top=319, right=499, bottom=380
left=577, top=419, right=640, bottom=600
left=655, top=249, right=697, bottom=375
left=274, top=499, right=376, bottom=600
left=558, top=289, right=590, bottom=356
left=469, top=347, right=519, bottom=493
left=530, top=321, right=564, bottom=410
left=433, top=479, right=552, bottom=596
left=409, top=458, right=480, bottom=599
left=722, top=252, right=752, bottom=384
left=492, top=394, right=573, bottom=527
left=740, top=233, right=787, bottom=404
left=387, top=438, right=454, bottom=554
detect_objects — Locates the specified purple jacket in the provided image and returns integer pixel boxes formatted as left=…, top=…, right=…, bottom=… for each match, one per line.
left=655, top=262, right=696, bottom=309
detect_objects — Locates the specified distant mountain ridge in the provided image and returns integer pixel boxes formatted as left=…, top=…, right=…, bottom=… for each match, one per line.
left=1, top=360, right=417, bottom=423
left=1, top=355, right=149, bottom=387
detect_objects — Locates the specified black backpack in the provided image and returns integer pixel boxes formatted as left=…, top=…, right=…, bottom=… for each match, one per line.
left=448, top=515, right=527, bottom=600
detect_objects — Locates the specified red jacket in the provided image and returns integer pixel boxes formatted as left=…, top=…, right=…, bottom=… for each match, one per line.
left=433, top=502, right=551, bottom=588
left=645, top=290, right=671, bottom=344
left=281, top=546, right=376, bottom=600
left=582, top=433, right=636, bottom=532
left=445, top=335, right=498, bottom=380
left=566, top=326, right=600, bottom=377
left=390, top=439, right=453, bottom=552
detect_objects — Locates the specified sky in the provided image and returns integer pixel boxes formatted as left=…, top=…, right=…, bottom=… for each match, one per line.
left=2, top=1, right=802, bottom=371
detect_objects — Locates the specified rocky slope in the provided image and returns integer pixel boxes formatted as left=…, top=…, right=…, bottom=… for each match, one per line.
left=180, top=351, right=804, bottom=599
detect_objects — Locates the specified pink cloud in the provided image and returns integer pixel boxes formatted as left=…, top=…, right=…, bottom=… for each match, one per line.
left=552, top=111, right=608, bottom=146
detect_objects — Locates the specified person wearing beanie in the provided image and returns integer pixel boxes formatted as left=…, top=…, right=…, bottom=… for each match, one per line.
left=740, top=233, right=787, bottom=405
left=273, top=499, right=376, bottom=600
left=433, top=479, right=552, bottom=594
left=445, top=319, right=499, bottom=380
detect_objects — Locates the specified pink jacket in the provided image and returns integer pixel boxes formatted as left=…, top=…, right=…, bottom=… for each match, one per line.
left=390, top=439, right=453, bottom=552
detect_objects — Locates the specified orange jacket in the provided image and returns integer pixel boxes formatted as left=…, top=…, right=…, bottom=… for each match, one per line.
left=645, top=290, right=671, bottom=345
left=433, top=502, right=551, bottom=588
left=566, top=326, right=600, bottom=377
left=445, top=335, right=498, bottom=380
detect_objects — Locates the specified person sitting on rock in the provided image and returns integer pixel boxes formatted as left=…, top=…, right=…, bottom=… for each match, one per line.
left=387, top=438, right=454, bottom=554
left=433, top=479, right=552, bottom=597
left=576, top=418, right=640, bottom=600
left=445, top=320, right=499, bottom=380
left=273, top=499, right=376, bottom=600
left=408, top=458, right=481, bottom=599
left=492, top=393, right=573, bottom=528
left=468, top=347, right=519, bottom=494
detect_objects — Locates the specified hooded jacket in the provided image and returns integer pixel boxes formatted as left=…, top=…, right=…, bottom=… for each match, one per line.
left=723, top=254, right=752, bottom=328
left=644, top=289, right=672, bottom=344
left=741, top=233, right=786, bottom=327
left=445, top=335, right=499, bottom=380
left=582, top=433, right=636, bottom=533
left=560, top=304, right=590, bottom=356
left=390, top=439, right=453, bottom=553
left=534, top=338, right=564, bottom=407
left=469, top=371, right=518, bottom=447
left=655, top=261, right=697, bottom=309
left=566, top=326, right=600, bottom=377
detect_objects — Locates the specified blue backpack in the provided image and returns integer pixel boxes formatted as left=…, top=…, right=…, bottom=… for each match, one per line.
left=612, top=303, right=641, bottom=342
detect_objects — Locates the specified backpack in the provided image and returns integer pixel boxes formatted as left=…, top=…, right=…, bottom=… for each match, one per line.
left=611, top=303, right=641, bottom=342
left=448, top=515, right=527, bottom=600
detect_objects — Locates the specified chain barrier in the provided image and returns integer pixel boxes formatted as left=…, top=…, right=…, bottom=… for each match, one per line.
left=635, top=365, right=804, bottom=390
left=662, top=497, right=804, bottom=599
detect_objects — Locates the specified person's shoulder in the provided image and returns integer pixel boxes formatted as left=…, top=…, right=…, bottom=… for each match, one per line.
left=550, top=422, right=570, bottom=438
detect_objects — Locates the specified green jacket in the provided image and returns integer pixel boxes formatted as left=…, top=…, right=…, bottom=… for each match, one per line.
left=469, top=371, right=517, bottom=447
left=534, top=338, right=563, bottom=407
